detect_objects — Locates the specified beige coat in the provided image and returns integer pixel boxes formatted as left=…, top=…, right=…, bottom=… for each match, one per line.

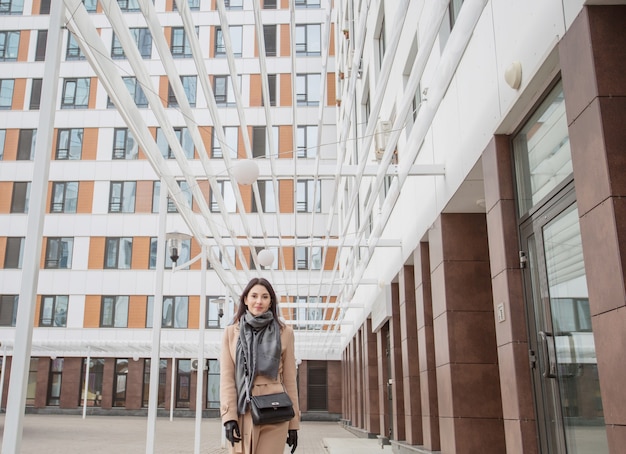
left=220, top=322, right=300, bottom=454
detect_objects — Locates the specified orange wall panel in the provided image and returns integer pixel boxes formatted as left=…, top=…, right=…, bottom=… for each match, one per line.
left=194, top=180, right=210, bottom=215
left=279, top=179, right=293, bottom=213
left=209, top=26, right=215, bottom=58
left=324, top=247, right=337, bottom=270
left=199, top=126, right=212, bottom=159
left=135, top=181, right=154, bottom=213
left=280, top=24, right=290, bottom=57
left=0, top=237, right=6, bottom=267
left=40, top=238, right=46, bottom=269
left=190, top=239, right=201, bottom=270
left=84, top=295, right=101, bottom=328
left=31, top=0, right=41, bottom=14
left=128, top=295, right=147, bottom=328
left=51, top=129, right=59, bottom=160
left=11, top=79, right=25, bottom=110
left=283, top=247, right=294, bottom=271
left=249, top=74, right=262, bottom=107
left=4, top=129, right=18, bottom=161
left=131, top=237, right=151, bottom=270
left=18, top=30, right=30, bottom=61
left=326, top=73, right=336, bottom=106
left=82, top=128, right=98, bottom=160
left=77, top=181, right=94, bottom=214
left=45, top=181, right=52, bottom=214
left=239, top=184, right=252, bottom=213
left=34, top=295, right=41, bottom=327
left=0, top=183, right=13, bottom=213
left=280, top=74, right=292, bottom=106
left=329, top=26, right=335, bottom=56
left=88, top=237, right=105, bottom=269
left=88, top=78, right=98, bottom=109
left=279, top=125, right=293, bottom=158
left=188, top=296, right=200, bottom=329
left=159, top=76, right=169, bottom=108
left=165, top=0, right=174, bottom=11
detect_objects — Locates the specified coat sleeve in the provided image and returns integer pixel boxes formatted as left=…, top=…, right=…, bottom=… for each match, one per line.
left=220, top=325, right=239, bottom=424
left=282, top=326, right=301, bottom=430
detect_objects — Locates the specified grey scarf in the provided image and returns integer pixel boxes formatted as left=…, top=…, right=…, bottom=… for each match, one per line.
left=235, top=311, right=281, bottom=415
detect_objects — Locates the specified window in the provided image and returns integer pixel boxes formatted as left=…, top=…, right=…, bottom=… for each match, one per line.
left=210, top=181, right=236, bottom=213
left=100, top=296, right=129, bottom=328
left=83, top=0, right=97, bottom=12
left=264, top=74, right=277, bottom=106
left=0, top=31, right=19, bottom=61
left=162, top=296, right=188, bottom=328
left=66, top=33, right=84, bottom=60
left=167, top=181, right=192, bottom=213
left=449, top=0, right=464, bottom=29
left=4, top=237, right=24, bottom=268
left=440, top=0, right=464, bottom=50
left=47, top=358, right=63, bottom=406
left=56, top=128, right=83, bottom=160
left=294, top=296, right=323, bottom=330
left=211, top=126, right=238, bottom=159
left=35, top=30, right=47, bottom=61
left=0, top=0, right=24, bottom=15
left=252, top=180, right=277, bottom=213
left=252, top=125, right=279, bottom=158
left=295, top=24, right=321, bottom=56
left=113, top=128, right=138, bottom=160
left=206, top=296, right=224, bottom=329
left=215, top=26, right=242, bottom=57
left=263, top=25, right=276, bottom=57
left=0, top=295, right=18, bottom=326
left=112, top=28, right=152, bottom=59
left=176, top=359, right=191, bottom=408
left=80, top=358, right=104, bottom=407
left=113, top=359, right=128, bottom=407
left=11, top=181, right=30, bottom=213
left=296, top=73, right=321, bottom=106
left=214, top=75, right=238, bottom=106
left=206, top=359, right=220, bottom=409
left=225, top=0, right=243, bottom=9
left=151, top=182, right=160, bottom=214
left=39, top=295, right=68, bottom=327
left=45, top=237, right=73, bottom=269
left=61, top=78, right=90, bottom=109
left=30, top=78, right=42, bottom=110
left=51, top=182, right=78, bottom=213
left=0, top=79, right=14, bottom=109
left=165, top=240, right=191, bottom=269
left=26, top=358, right=38, bottom=406
left=149, top=237, right=158, bottom=269
left=117, top=0, right=141, bottom=12
left=307, top=361, right=328, bottom=410
left=297, top=125, right=318, bottom=158
left=377, top=19, right=385, bottom=69
left=296, top=0, right=320, bottom=7
left=156, top=127, right=194, bottom=159
left=173, top=0, right=200, bottom=10
left=39, top=0, right=50, bottom=12
left=142, top=358, right=167, bottom=408
left=263, top=0, right=277, bottom=8
left=171, top=27, right=195, bottom=58
left=168, top=75, right=197, bottom=107
left=296, top=246, right=322, bottom=270
left=108, top=77, right=147, bottom=107
left=17, top=129, right=36, bottom=160
left=104, top=237, right=133, bottom=269
left=109, top=181, right=136, bottom=213
left=0, top=129, right=4, bottom=159
left=296, top=179, right=321, bottom=212
left=209, top=245, right=235, bottom=270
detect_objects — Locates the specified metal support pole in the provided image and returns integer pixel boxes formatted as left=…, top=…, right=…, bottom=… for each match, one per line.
left=194, top=246, right=207, bottom=454
left=170, top=346, right=176, bottom=422
left=146, top=178, right=168, bottom=453
left=1, top=4, right=64, bottom=453
left=82, top=347, right=91, bottom=419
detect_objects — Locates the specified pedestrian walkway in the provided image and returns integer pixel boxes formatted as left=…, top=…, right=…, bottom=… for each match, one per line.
left=0, top=414, right=392, bottom=453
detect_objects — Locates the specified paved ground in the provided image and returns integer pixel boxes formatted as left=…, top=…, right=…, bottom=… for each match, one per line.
left=0, top=414, right=392, bottom=453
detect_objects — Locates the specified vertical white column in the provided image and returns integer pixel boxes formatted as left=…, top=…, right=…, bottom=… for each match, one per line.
left=194, top=246, right=207, bottom=454
left=170, top=345, right=176, bottom=421
left=146, top=179, right=168, bottom=453
left=0, top=346, right=6, bottom=411
left=1, top=3, right=64, bottom=453
left=82, top=347, right=91, bottom=419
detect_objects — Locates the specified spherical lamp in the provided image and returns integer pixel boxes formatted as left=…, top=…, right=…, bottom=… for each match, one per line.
left=231, top=159, right=259, bottom=185
left=257, top=249, right=275, bottom=268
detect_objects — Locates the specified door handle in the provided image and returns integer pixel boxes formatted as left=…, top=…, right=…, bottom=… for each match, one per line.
left=539, top=331, right=557, bottom=378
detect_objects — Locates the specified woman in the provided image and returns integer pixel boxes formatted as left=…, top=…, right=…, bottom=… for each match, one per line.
left=220, top=277, right=300, bottom=453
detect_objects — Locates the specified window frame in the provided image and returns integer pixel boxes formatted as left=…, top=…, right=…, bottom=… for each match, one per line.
left=61, top=78, right=90, bottom=109
left=104, top=237, right=133, bottom=269
left=39, top=295, right=69, bottom=327
left=296, top=73, right=321, bottom=106
left=100, top=296, right=129, bottom=328
left=4, top=237, right=24, bottom=269
left=295, top=24, right=321, bottom=56
left=0, top=295, right=18, bottom=327
left=55, top=128, right=83, bottom=160
left=0, top=30, right=20, bottom=61
left=0, top=78, right=15, bottom=109
left=50, top=181, right=78, bottom=213
left=112, top=128, right=138, bottom=160
left=109, top=181, right=137, bottom=213
left=10, top=181, right=30, bottom=213
left=44, top=237, right=74, bottom=269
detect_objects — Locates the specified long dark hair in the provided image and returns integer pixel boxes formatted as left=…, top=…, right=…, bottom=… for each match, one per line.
left=232, top=277, right=284, bottom=326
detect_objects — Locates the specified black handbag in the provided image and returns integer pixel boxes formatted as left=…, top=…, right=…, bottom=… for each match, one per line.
left=250, top=391, right=295, bottom=425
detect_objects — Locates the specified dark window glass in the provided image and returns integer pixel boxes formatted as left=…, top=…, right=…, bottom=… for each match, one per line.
left=80, top=358, right=105, bottom=407
left=30, top=78, right=42, bottom=110
left=263, top=25, right=276, bottom=57
left=50, top=182, right=78, bottom=213
left=45, top=237, right=73, bottom=269
left=35, top=30, right=47, bottom=61
left=10, top=181, right=30, bottom=213
left=113, top=359, right=128, bottom=407
left=47, top=358, right=63, bottom=406
left=4, top=237, right=24, bottom=268
left=0, top=295, right=18, bottom=326
left=39, top=295, right=68, bottom=327
left=17, top=129, right=35, bottom=160
left=39, top=0, right=50, bottom=14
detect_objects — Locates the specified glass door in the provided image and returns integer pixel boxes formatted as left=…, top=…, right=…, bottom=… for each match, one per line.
left=521, top=191, right=608, bottom=453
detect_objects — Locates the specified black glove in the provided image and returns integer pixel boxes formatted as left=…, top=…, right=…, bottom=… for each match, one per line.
left=224, top=420, right=241, bottom=447
left=286, top=429, right=298, bottom=453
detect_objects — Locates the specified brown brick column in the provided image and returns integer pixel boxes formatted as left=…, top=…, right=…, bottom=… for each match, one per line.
left=60, top=357, right=82, bottom=408
left=399, top=265, right=422, bottom=444
left=559, top=5, right=626, bottom=451
left=362, top=317, right=380, bottom=434
left=482, top=135, right=538, bottom=454
left=377, top=325, right=390, bottom=439
left=389, top=283, right=405, bottom=441
left=125, top=358, right=145, bottom=410
left=430, top=213, right=505, bottom=453
left=414, top=242, right=440, bottom=451
left=355, top=327, right=363, bottom=428
left=34, top=358, right=49, bottom=408
left=327, top=361, right=342, bottom=415
left=349, top=339, right=357, bottom=425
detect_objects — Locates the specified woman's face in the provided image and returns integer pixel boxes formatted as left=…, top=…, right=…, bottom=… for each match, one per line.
left=245, top=284, right=272, bottom=317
